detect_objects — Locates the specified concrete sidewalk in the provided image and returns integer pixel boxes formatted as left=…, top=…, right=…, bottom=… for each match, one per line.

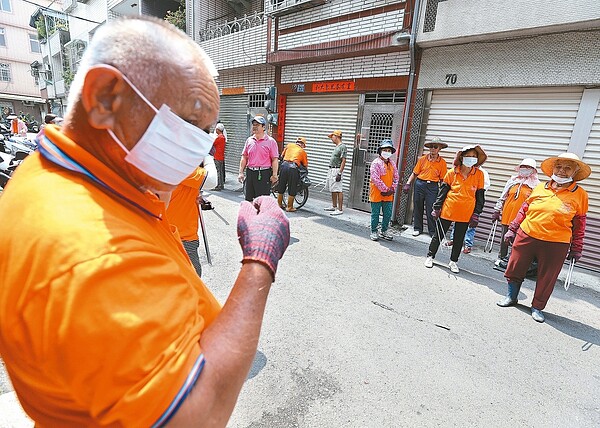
left=214, top=171, right=599, bottom=294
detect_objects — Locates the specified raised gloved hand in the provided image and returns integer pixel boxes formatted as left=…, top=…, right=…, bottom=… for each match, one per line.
left=469, top=213, right=480, bottom=228
left=503, top=230, right=516, bottom=245
left=402, top=183, right=411, bottom=194
left=566, top=250, right=582, bottom=262
left=431, top=209, right=441, bottom=219
left=335, top=173, right=342, bottom=182
left=491, top=210, right=501, bottom=222
left=237, top=196, right=290, bottom=280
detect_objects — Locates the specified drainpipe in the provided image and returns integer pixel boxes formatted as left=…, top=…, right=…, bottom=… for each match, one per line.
left=391, top=0, right=421, bottom=224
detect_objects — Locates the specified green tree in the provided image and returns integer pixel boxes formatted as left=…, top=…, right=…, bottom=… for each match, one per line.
left=165, top=0, right=186, bottom=32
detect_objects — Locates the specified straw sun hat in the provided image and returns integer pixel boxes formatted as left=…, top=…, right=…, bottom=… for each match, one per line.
left=540, top=153, right=591, bottom=182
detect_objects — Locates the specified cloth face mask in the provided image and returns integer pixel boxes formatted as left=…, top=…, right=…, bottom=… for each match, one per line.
left=551, top=174, right=573, bottom=185
left=106, top=66, right=214, bottom=185
left=462, top=157, right=478, bottom=167
left=519, top=168, right=534, bottom=177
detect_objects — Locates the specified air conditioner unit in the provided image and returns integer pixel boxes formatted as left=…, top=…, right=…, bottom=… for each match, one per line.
left=62, top=0, right=77, bottom=12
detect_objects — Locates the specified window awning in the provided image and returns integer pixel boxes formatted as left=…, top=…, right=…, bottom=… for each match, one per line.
left=0, top=93, right=46, bottom=103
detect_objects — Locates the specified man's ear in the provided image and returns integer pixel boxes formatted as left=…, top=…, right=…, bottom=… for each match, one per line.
left=81, top=66, right=128, bottom=130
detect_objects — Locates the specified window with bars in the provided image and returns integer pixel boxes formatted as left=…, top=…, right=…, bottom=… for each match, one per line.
left=249, top=93, right=267, bottom=108
left=367, top=113, right=394, bottom=154
left=361, top=165, right=372, bottom=204
left=0, top=63, right=11, bottom=82
left=365, top=93, right=406, bottom=103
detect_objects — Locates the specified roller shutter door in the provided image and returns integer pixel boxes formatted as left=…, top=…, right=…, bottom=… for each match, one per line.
left=284, top=94, right=359, bottom=202
left=423, top=87, right=584, bottom=256
left=580, top=103, right=600, bottom=272
left=219, top=95, right=249, bottom=174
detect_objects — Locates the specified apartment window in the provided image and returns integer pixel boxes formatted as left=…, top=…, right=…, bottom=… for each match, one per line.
left=0, top=28, right=5, bottom=47
left=29, top=34, right=40, bottom=53
left=0, top=63, right=11, bottom=81
left=0, top=0, right=11, bottom=13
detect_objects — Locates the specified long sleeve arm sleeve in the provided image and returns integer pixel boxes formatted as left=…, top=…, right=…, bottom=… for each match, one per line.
left=474, top=189, right=485, bottom=215
left=570, top=215, right=587, bottom=253
left=433, top=182, right=450, bottom=210
left=508, top=202, right=529, bottom=232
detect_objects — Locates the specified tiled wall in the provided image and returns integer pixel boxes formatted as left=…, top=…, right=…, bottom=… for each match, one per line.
left=217, top=65, right=275, bottom=93
left=201, top=23, right=268, bottom=71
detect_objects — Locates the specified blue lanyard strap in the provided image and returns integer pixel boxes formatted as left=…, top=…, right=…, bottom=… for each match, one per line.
left=38, top=137, right=162, bottom=220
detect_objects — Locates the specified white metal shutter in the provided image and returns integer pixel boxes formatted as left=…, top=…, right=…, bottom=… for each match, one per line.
left=219, top=95, right=249, bottom=174
left=580, top=103, right=600, bottom=272
left=284, top=94, right=359, bottom=201
left=424, top=87, right=584, bottom=249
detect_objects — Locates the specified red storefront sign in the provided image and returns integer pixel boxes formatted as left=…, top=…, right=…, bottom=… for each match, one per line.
left=312, top=81, right=355, bottom=93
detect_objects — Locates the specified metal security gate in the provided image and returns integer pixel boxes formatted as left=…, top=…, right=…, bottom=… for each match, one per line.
left=581, top=99, right=600, bottom=272
left=351, top=99, right=404, bottom=211
left=219, top=95, right=249, bottom=174
left=284, top=94, right=359, bottom=202
left=422, top=86, right=584, bottom=251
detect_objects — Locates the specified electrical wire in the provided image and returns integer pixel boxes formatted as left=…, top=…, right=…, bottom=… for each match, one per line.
left=19, top=0, right=104, bottom=25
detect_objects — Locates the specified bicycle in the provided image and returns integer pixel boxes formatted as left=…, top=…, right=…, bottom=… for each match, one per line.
left=271, top=162, right=310, bottom=210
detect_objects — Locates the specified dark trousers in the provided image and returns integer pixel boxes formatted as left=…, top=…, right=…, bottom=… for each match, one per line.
left=505, top=229, right=569, bottom=310
left=214, top=159, right=225, bottom=189
left=499, top=224, right=510, bottom=259
left=182, top=239, right=202, bottom=278
left=278, top=161, right=300, bottom=196
left=413, top=179, right=439, bottom=235
left=244, top=167, right=272, bottom=201
left=428, top=218, right=469, bottom=262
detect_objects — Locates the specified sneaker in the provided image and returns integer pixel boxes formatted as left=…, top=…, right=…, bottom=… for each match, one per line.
left=412, top=230, right=421, bottom=236
left=379, top=229, right=394, bottom=241
left=448, top=261, right=460, bottom=273
left=324, top=206, right=336, bottom=212
left=425, top=256, right=434, bottom=268
left=370, top=232, right=379, bottom=241
left=462, top=246, right=472, bottom=254
left=330, top=209, right=343, bottom=216
left=531, top=308, right=545, bottom=323
left=494, top=259, right=502, bottom=267
left=443, top=240, right=453, bottom=248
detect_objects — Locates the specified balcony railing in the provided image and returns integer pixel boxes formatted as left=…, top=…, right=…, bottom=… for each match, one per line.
left=199, top=12, right=265, bottom=42
left=265, top=0, right=327, bottom=16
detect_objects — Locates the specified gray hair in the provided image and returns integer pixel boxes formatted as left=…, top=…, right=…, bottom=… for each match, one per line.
left=67, top=16, right=217, bottom=111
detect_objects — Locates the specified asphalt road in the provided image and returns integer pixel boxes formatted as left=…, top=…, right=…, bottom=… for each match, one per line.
left=1, top=187, right=599, bottom=427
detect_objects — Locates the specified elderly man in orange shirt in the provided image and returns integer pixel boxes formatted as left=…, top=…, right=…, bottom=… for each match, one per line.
left=403, top=136, right=448, bottom=236
left=0, top=17, right=290, bottom=427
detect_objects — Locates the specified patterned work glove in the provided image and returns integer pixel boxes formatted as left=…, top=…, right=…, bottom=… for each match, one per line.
left=491, top=210, right=501, bottom=222
left=237, top=196, right=290, bottom=280
left=566, top=250, right=582, bottom=262
left=503, top=230, right=516, bottom=245
left=402, top=183, right=411, bottom=194
left=335, top=173, right=342, bottom=182
left=468, top=213, right=480, bottom=228
left=431, top=209, right=441, bottom=219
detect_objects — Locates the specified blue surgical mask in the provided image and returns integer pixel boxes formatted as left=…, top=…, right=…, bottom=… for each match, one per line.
left=462, top=157, right=478, bottom=167
left=105, top=65, right=214, bottom=186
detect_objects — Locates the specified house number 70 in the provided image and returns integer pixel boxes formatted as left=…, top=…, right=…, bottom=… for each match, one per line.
left=445, top=74, right=457, bottom=85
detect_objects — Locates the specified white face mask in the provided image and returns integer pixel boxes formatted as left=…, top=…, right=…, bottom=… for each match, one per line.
left=107, top=68, right=214, bottom=186
left=551, top=174, right=573, bottom=185
left=462, top=156, right=478, bottom=167
left=381, top=151, right=393, bottom=160
left=519, top=168, right=534, bottom=177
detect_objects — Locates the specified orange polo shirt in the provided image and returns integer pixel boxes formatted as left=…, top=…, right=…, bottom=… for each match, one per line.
left=282, top=143, right=308, bottom=167
left=413, top=154, right=447, bottom=182
left=501, top=183, right=534, bottom=226
left=441, top=167, right=485, bottom=222
left=166, top=167, right=207, bottom=241
left=520, top=181, right=589, bottom=243
left=0, top=127, right=221, bottom=427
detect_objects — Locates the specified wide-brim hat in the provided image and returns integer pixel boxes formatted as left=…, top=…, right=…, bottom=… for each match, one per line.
left=540, top=153, right=591, bottom=182
left=7, top=115, right=17, bottom=120
left=377, top=139, right=396, bottom=154
left=424, top=136, right=448, bottom=149
left=328, top=130, right=342, bottom=138
left=453, top=144, right=487, bottom=167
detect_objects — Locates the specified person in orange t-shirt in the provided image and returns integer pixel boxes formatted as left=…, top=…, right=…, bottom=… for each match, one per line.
left=277, top=136, right=308, bottom=212
left=497, top=153, right=590, bottom=323
left=491, top=158, right=539, bottom=263
left=212, top=123, right=226, bottom=190
left=166, top=158, right=216, bottom=277
left=0, top=18, right=290, bottom=427
left=369, top=139, right=399, bottom=241
left=403, top=136, right=448, bottom=236
left=425, top=144, right=487, bottom=274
